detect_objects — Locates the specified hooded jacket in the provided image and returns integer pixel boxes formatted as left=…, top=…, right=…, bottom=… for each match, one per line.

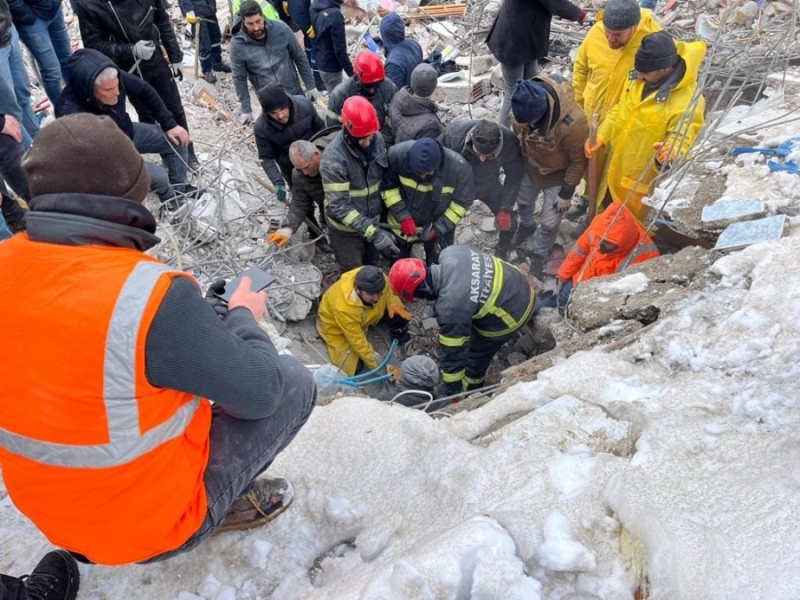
left=0, top=192, right=287, bottom=564
left=7, top=0, right=60, bottom=27
left=510, top=74, right=588, bottom=192
left=55, top=49, right=178, bottom=139
left=440, top=119, right=524, bottom=211
left=316, top=267, right=405, bottom=376
left=486, top=0, right=581, bottom=65
left=254, top=94, right=325, bottom=187
left=310, top=0, right=353, bottom=76
left=285, top=126, right=339, bottom=231
left=380, top=14, right=423, bottom=90
left=0, top=0, right=12, bottom=47
left=381, top=139, right=475, bottom=240
left=432, top=244, right=534, bottom=387
left=77, top=0, right=182, bottom=72
left=389, top=87, right=442, bottom=144
left=573, top=9, right=662, bottom=124
left=321, top=129, right=387, bottom=239
left=598, top=40, right=706, bottom=223
left=288, top=0, right=312, bottom=36
left=557, top=202, right=659, bottom=284
left=326, top=76, right=398, bottom=146
left=230, top=18, right=315, bottom=114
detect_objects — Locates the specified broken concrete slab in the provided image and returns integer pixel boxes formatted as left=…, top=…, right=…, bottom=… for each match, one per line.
left=702, top=199, right=767, bottom=227
left=480, top=217, right=496, bottom=232
left=714, top=214, right=787, bottom=250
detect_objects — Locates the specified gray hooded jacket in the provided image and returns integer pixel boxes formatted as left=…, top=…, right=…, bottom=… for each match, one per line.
left=389, top=87, right=443, bottom=144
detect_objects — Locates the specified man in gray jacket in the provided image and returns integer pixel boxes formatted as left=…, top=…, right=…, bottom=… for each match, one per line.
left=389, top=63, right=442, bottom=144
left=440, top=119, right=526, bottom=258
left=231, top=0, right=318, bottom=124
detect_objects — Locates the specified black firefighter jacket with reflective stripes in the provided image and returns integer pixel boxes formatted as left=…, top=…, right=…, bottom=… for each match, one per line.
left=433, top=245, right=535, bottom=384
left=320, top=130, right=387, bottom=239
left=325, top=77, right=398, bottom=146
left=381, top=140, right=475, bottom=241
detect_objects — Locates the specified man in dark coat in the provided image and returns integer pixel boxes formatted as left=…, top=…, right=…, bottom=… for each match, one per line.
left=309, top=0, right=352, bottom=91
left=389, top=63, right=442, bottom=144
left=254, top=86, right=325, bottom=201
left=486, top=0, right=585, bottom=127
left=178, top=0, right=230, bottom=84
left=379, top=13, right=422, bottom=90
left=76, top=0, right=201, bottom=169
left=56, top=49, right=201, bottom=207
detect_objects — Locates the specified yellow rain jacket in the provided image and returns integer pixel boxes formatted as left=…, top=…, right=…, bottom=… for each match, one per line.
left=598, top=40, right=706, bottom=223
left=316, top=268, right=405, bottom=376
left=573, top=10, right=663, bottom=125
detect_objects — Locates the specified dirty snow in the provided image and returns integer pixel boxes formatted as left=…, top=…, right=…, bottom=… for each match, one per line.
left=595, top=272, right=650, bottom=296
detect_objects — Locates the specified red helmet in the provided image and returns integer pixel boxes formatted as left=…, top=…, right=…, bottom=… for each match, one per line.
left=353, top=51, right=385, bottom=84
left=341, top=96, right=380, bottom=138
left=389, top=258, right=426, bottom=302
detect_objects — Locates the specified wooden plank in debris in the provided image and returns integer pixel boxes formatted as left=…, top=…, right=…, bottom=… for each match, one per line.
left=378, top=4, right=466, bottom=20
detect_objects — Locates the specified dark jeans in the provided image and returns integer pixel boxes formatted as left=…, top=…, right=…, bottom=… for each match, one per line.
left=16, top=6, right=72, bottom=104
left=0, top=135, right=31, bottom=200
left=394, top=229, right=455, bottom=266
left=327, top=228, right=377, bottom=272
left=0, top=574, right=26, bottom=600
left=143, top=355, right=317, bottom=562
left=194, top=18, right=222, bottom=73
left=129, top=55, right=189, bottom=132
left=132, top=122, right=188, bottom=185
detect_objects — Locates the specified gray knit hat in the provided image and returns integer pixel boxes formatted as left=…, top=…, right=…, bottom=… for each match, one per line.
left=603, top=0, right=641, bottom=31
left=410, top=63, right=438, bottom=97
left=355, top=266, right=386, bottom=293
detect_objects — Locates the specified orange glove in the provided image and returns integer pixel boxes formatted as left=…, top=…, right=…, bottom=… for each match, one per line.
left=388, top=304, right=412, bottom=320
left=267, top=227, right=293, bottom=247
left=584, top=138, right=605, bottom=159
left=653, top=142, right=677, bottom=164
left=387, top=364, right=401, bottom=382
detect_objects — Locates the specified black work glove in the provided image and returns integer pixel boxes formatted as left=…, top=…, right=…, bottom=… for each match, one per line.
left=386, top=314, right=411, bottom=345
left=204, top=279, right=228, bottom=319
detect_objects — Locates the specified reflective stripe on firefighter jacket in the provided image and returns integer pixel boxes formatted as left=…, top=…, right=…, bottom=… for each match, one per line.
left=0, top=235, right=212, bottom=565
left=325, top=77, right=398, bottom=146
left=432, top=245, right=535, bottom=386
left=381, top=139, right=475, bottom=241
left=321, top=130, right=388, bottom=239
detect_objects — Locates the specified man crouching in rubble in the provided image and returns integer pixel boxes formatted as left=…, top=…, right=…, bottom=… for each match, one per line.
left=0, top=114, right=316, bottom=566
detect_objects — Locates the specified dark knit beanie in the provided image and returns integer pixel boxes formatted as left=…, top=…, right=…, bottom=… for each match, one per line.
left=23, top=113, right=150, bottom=202
left=355, top=266, right=386, bottom=293
left=258, top=85, right=292, bottom=113
left=410, top=64, right=438, bottom=97
left=471, top=120, right=502, bottom=156
left=408, top=138, right=442, bottom=174
left=635, top=32, right=679, bottom=73
left=511, top=79, right=548, bottom=125
left=603, top=0, right=641, bottom=31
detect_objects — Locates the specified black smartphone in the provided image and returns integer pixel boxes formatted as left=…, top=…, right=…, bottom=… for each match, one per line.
left=214, top=268, right=276, bottom=303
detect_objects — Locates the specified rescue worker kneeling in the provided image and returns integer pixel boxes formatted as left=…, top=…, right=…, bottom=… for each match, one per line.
left=317, top=266, right=412, bottom=376
left=389, top=244, right=535, bottom=395
left=381, top=138, right=475, bottom=265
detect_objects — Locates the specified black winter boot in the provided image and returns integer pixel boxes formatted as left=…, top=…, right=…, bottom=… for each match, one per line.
left=20, top=551, right=80, bottom=600
left=509, top=223, right=537, bottom=248
left=1, top=193, right=27, bottom=233
left=187, top=143, right=201, bottom=172
left=496, top=229, right=515, bottom=260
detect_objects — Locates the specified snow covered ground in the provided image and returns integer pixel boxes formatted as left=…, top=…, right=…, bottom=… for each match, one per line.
left=3, top=225, right=800, bottom=598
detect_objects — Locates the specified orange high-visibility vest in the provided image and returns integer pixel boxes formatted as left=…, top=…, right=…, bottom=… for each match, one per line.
left=0, top=234, right=212, bottom=565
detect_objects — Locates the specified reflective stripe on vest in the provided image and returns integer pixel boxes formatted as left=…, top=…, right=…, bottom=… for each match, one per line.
left=0, top=261, right=200, bottom=468
left=472, top=257, right=535, bottom=338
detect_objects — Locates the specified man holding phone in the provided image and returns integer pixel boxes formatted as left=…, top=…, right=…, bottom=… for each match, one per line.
left=0, top=114, right=317, bottom=566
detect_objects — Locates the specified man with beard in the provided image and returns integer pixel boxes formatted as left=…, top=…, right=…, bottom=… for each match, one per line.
left=231, top=0, right=317, bottom=125
left=321, top=96, right=397, bottom=271
left=381, top=137, right=474, bottom=265
left=326, top=50, right=397, bottom=146
left=317, top=265, right=411, bottom=377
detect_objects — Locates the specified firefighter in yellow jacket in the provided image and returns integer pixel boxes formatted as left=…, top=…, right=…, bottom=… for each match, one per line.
left=585, top=31, right=706, bottom=223
left=572, top=0, right=661, bottom=217
left=317, top=266, right=412, bottom=376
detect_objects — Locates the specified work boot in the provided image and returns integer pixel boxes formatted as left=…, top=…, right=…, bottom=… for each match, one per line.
left=187, top=143, right=201, bottom=172
left=215, top=477, right=294, bottom=535
left=509, top=223, right=537, bottom=248
left=173, top=183, right=206, bottom=201
left=1, top=195, right=27, bottom=233
left=565, top=196, right=589, bottom=221
left=527, top=253, right=546, bottom=278
left=212, top=61, right=232, bottom=73
left=202, top=71, right=217, bottom=84
left=21, top=550, right=80, bottom=600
